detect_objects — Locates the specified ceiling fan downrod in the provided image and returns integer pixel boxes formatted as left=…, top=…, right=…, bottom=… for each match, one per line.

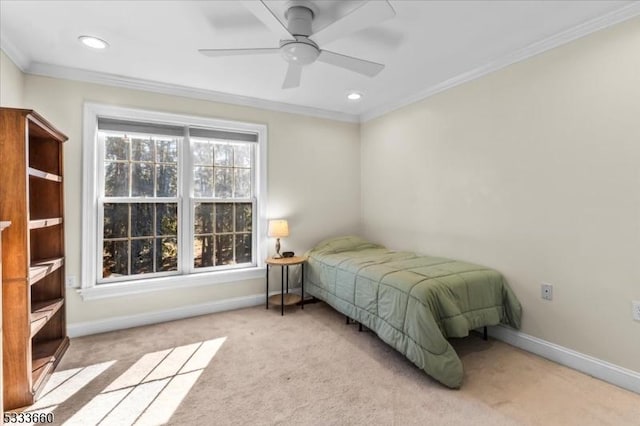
left=284, top=1, right=315, bottom=37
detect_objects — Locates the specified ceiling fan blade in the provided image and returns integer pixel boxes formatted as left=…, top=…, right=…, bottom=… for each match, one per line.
left=241, top=0, right=293, bottom=40
left=282, top=63, right=303, bottom=89
left=310, top=0, right=395, bottom=46
left=317, top=50, right=384, bottom=77
left=199, top=48, right=280, bottom=57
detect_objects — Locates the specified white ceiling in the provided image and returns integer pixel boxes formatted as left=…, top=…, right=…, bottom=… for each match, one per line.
left=1, top=1, right=639, bottom=121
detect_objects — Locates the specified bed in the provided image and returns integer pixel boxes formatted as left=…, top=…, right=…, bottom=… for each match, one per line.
left=304, top=236, right=522, bottom=388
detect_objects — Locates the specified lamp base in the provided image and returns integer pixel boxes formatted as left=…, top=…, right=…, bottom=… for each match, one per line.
left=274, top=238, right=282, bottom=259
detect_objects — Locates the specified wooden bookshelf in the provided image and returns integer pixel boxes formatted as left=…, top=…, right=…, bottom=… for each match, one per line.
left=0, top=108, right=69, bottom=410
left=1, top=222, right=10, bottom=418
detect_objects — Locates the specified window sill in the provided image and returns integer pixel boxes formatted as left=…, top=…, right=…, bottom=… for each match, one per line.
left=77, top=267, right=266, bottom=301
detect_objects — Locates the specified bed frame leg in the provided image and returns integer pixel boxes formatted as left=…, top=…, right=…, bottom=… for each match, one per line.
left=483, top=326, right=488, bottom=341
left=345, top=316, right=366, bottom=332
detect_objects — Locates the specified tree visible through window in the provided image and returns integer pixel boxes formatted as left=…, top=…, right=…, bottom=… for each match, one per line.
left=102, top=133, right=180, bottom=278
left=192, top=138, right=253, bottom=269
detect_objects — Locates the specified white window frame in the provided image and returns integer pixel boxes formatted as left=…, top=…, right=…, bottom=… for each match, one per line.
left=80, top=103, right=267, bottom=300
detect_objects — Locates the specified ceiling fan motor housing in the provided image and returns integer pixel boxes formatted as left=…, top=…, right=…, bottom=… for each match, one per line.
left=280, top=37, right=319, bottom=65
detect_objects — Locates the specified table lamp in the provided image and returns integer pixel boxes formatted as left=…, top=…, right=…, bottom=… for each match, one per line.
left=268, top=219, right=289, bottom=258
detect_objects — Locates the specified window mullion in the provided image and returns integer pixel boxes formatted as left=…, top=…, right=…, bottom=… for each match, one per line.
left=96, top=133, right=106, bottom=284
left=128, top=203, right=132, bottom=276
left=252, top=144, right=257, bottom=266
left=213, top=203, right=217, bottom=267
left=180, top=127, right=193, bottom=274
left=232, top=203, right=237, bottom=264
left=252, top=197, right=257, bottom=266
left=153, top=203, right=157, bottom=274
left=128, top=135, right=133, bottom=198
left=97, top=198, right=105, bottom=282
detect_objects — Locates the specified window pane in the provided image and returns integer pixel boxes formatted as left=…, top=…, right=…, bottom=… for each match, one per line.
left=104, top=203, right=129, bottom=238
left=233, top=144, right=251, bottom=168
left=235, top=234, right=252, bottom=264
left=104, top=162, right=129, bottom=197
left=132, top=163, right=154, bottom=197
left=235, top=203, right=252, bottom=232
left=131, top=238, right=154, bottom=274
left=156, top=164, right=177, bottom=197
left=131, top=203, right=153, bottom=237
left=214, top=167, right=232, bottom=198
left=214, top=144, right=233, bottom=166
left=215, top=234, right=233, bottom=265
left=103, top=240, right=128, bottom=278
left=157, top=203, right=178, bottom=236
left=194, top=203, right=214, bottom=234
left=193, top=166, right=213, bottom=197
left=156, top=138, right=178, bottom=163
left=132, top=137, right=153, bottom=162
left=194, top=236, right=214, bottom=268
left=156, top=237, right=178, bottom=272
left=193, top=141, right=213, bottom=165
left=215, top=203, right=233, bottom=233
left=234, top=168, right=251, bottom=198
left=105, top=136, right=129, bottom=161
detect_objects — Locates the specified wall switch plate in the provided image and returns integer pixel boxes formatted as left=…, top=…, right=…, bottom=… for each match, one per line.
left=66, top=275, right=76, bottom=288
left=632, top=301, right=640, bottom=322
left=541, top=283, right=553, bottom=301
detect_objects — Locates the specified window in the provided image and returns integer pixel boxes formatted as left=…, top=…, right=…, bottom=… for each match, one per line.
left=191, top=136, right=255, bottom=271
left=82, top=104, right=267, bottom=298
left=100, top=128, right=180, bottom=279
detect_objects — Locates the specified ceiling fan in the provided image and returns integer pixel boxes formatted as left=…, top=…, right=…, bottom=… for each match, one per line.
left=199, top=0, right=396, bottom=89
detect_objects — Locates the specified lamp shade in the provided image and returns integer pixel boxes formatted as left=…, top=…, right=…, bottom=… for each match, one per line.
left=268, top=219, right=289, bottom=238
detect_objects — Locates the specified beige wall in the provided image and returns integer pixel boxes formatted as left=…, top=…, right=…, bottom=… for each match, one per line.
left=0, top=50, right=25, bottom=107
left=23, top=75, right=361, bottom=324
left=361, top=17, right=640, bottom=373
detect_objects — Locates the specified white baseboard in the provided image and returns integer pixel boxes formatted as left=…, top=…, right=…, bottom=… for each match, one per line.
left=489, top=325, right=640, bottom=395
left=67, top=292, right=274, bottom=338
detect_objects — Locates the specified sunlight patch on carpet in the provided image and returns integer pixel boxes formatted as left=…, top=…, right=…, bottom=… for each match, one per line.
left=10, top=361, right=116, bottom=426
left=31, top=361, right=116, bottom=411
left=63, top=336, right=226, bottom=426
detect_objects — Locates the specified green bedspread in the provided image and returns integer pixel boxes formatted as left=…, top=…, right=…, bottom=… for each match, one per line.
left=304, top=236, right=522, bottom=388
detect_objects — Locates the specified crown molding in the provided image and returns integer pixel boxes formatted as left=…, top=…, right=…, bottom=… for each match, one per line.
left=25, top=61, right=359, bottom=123
left=0, top=31, right=29, bottom=71
left=359, top=2, right=640, bottom=123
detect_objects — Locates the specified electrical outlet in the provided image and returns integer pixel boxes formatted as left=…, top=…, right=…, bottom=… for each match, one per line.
left=66, top=275, right=76, bottom=288
left=632, top=301, right=640, bottom=322
left=541, top=283, right=553, bottom=301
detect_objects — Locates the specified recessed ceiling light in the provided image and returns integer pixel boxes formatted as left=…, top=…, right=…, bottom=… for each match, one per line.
left=78, top=35, right=109, bottom=49
left=346, top=91, right=362, bottom=101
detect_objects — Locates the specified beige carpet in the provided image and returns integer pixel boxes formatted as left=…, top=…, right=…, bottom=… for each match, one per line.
left=30, top=302, right=640, bottom=425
